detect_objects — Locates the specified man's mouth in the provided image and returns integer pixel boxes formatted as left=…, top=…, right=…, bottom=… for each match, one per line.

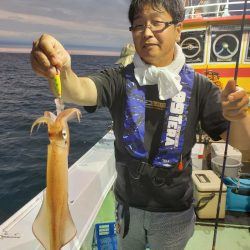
left=143, top=43, right=158, bottom=48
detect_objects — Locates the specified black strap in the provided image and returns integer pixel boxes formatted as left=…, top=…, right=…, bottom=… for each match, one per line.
left=145, top=86, right=166, bottom=163
left=122, top=204, right=130, bottom=238
left=121, top=157, right=133, bottom=238
left=195, top=192, right=215, bottom=212
left=127, top=157, right=190, bottom=180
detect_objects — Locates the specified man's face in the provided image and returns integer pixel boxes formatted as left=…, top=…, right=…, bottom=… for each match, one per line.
left=131, top=4, right=182, bottom=67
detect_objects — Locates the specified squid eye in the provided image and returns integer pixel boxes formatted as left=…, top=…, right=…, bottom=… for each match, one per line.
left=62, top=129, right=67, bottom=140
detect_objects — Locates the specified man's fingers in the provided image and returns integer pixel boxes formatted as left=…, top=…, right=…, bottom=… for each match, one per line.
left=227, top=87, right=247, bottom=102
left=222, top=82, right=249, bottom=121
left=222, top=79, right=236, bottom=97
left=38, top=34, right=57, bottom=58
left=31, top=34, right=62, bottom=77
left=31, top=34, right=71, bottom=79
left=31, top=50, right=56, bottom=78
left=223, top=105, right=248, bottom=120
left=32, top=39, right=39, bottom=49
left=38, top=34, right=64, bottom=67
left=223, top=94, right=249, bottom=110
left=33, top=49, right=52, bottom=68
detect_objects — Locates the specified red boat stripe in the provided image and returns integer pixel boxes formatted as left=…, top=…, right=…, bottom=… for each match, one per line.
left=195, top=68, right=250, bottom=78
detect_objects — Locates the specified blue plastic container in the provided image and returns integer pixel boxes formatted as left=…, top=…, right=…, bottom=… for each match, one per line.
left=224, top=177, right=250, bottom=212
left=95, top=222, right=118, bottom=250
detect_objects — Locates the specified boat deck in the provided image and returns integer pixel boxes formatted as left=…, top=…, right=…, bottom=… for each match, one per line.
left=89, top=191, right=250, bottom=250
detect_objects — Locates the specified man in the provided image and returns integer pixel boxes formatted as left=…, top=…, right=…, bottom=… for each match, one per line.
left=31, top=1, right=250, bottom=249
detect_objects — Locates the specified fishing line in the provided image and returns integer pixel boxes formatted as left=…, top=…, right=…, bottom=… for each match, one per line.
left=211, top=1, right=248, bottom=249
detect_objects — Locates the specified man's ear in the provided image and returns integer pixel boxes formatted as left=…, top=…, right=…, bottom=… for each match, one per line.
left=175, top=22, right=183, bottom=43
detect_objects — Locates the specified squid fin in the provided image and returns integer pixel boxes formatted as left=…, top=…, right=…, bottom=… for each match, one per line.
left=61, top=208, right=77, bottom=246
left=32, top=193, right=50, bottom=249
left=32, top=193, right=77, bottom=249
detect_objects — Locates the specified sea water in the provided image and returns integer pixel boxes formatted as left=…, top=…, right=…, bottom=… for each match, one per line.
left=0, top=53, right=116, bottom=223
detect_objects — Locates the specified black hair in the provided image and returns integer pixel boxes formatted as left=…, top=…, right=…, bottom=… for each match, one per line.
left=128, top=0, right=185, bottom=24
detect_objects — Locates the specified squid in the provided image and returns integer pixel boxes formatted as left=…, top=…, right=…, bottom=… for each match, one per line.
left=31, top=108, right=81, bottom=250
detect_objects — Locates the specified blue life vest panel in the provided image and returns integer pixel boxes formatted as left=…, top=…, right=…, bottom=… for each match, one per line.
left=123, top=65, right=195, bottom=168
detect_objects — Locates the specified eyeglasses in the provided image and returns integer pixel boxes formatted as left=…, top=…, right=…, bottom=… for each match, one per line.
left=129, top=21, right=177, bottom=33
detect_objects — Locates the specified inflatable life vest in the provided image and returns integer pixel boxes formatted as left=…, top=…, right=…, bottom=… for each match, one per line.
left=123, top=64, right=195, bottom=168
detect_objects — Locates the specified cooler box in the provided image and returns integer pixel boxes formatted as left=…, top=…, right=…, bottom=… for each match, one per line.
left=224, top=177, right=250, bottom=212
left=192, top=170, right=227, bottom=219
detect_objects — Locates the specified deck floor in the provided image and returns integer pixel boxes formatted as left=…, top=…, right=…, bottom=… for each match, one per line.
left=186, top=225, right=250, bottom=250
left=87, top=191, right=250, bottom=250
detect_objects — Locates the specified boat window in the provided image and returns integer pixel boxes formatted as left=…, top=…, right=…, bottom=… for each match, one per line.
left=210, top=26, right=241, bottom=63
left=185, top=0, right=250, bottom=18
left=180, top=30, right=206, bottom=64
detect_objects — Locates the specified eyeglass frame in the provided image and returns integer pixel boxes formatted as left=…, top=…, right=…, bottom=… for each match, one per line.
left=129, top=20, right=178, bottom=33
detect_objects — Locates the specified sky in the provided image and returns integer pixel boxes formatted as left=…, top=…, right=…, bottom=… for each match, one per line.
left=0, top=0, right=133, bottom=55
left=1, top=1, right=247, bottom=55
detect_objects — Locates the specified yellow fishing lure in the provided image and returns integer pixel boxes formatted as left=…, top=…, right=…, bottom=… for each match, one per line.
left=53, top=71, right=64, bottom=115
left=54, top=73, right=62, bottom=98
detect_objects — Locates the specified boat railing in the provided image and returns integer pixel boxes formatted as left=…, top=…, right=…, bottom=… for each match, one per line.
left=185, top=1, right=250, bottom=19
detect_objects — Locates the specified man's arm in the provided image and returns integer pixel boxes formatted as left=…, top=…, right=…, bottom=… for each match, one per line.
left=220, top=116, right=250, bottom=150
left=31, top=34, right=97, bottom=106
left=48, top=69, right=97, bottom=106
left=220, top=80, right=250, bottom=151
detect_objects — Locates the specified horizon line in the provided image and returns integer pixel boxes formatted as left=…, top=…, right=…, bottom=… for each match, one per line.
left=0, top=47, right=120, bottom=56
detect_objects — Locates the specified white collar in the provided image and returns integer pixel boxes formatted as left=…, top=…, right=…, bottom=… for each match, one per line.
left=133, top=43, right=186, bottom=100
